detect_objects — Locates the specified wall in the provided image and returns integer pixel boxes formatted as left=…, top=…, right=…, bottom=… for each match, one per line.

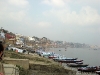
left=4, top=59, right=29, bottom=70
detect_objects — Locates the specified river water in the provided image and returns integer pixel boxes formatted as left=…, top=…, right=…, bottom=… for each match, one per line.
left=49, top=48, right=100, bottom=66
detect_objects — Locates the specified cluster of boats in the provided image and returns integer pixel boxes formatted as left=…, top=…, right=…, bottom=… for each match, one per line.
left=35, top=50, right=88, bottom=67
left=78, top=66, right=100, bottom=74
left=35, top=50, right=100, bottom=74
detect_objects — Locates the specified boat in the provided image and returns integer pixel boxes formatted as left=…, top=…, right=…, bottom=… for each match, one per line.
left=40, top=52, right=51, bottom=57
left=53, top=55, right=77, bottom=61
left=95, top=66, right=100, bottom=74
left=53, top=57, right=78, bottom=61
left=78, top=66, right=99, bottom=72
left=57, top=59, right=83, bottom=63
left=48, top=54, right=59, bottom=59
left=95, top=71, right=100, bottom=74
left=94, top=48, right=97, bottom=50
left=67, top=63, right=89, bottom=67
left=65, top=58, right=78, bottom=60
left=75, top=62, right=83, bottom=64
left=59, top=50, right=61, bottom=51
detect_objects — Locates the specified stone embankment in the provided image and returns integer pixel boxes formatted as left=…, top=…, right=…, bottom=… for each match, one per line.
left=3, top=50, right=98, bottom=75
left=3, top=50, right=75, bottom=75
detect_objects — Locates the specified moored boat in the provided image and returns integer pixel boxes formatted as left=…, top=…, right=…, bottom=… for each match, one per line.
left=78, top=66, right=99, bottom=72
left=48, top=54, right=59, bottom=59
left=53, top=55, right=77, bottom=61
left=58, top=59, right=83, bottom=63
left=67, top=63, right=89, bottom=67
left=75, top=61, right=83, bottom=64
left=39, top=51, right=51, bottom=57
left=65, top=58, right=78, bottom=60
left=95, top=71, right=100, bottom=75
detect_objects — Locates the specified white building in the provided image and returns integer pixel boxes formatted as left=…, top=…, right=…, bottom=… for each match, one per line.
left=0, top=30, right=5, bottom=42
left=15, top=33, right=24, bottom=45
left=28, top=36, right=35, bottom=41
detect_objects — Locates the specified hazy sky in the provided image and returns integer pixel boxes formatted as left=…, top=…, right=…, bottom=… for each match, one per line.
left=0, top=0, right=100, bottom=45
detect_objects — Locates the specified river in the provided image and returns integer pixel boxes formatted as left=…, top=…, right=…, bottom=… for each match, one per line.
left=49, top=48, right=100, bottom=66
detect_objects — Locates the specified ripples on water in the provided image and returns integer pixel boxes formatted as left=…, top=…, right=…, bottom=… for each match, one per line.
left=49, top=48, right=100, bottom=66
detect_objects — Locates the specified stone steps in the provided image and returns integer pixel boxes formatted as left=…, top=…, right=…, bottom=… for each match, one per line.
left=3, top=64, right=19, bottom=75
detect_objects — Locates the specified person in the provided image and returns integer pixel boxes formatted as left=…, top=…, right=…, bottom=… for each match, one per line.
left=0, top=41, right=4, bottom=75
left=0, top=41, right=4, bottom=60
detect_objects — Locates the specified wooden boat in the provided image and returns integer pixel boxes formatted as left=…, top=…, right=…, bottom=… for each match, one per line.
left=75, top=62, right=83, bottom=64
left=78, top=66, right=99, bottom=72
left=95, top=71, right=100, bottom=74
left=67, top=63, right=88, bottom=67
left=58, top=59, right=83, bottom=63
left=53, top=55, right=77, bottom=61
left=48, top=54, right=59, bottom=59
left=39, top=51, right=51, bottom=57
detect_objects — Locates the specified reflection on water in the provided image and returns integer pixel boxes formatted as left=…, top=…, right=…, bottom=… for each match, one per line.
left=49, top=48, right=100, bottom=66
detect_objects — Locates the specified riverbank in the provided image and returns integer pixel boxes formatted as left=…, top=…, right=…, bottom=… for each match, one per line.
left=62, top=63, right=97, bottom=75
left=3, top=50, right=75, bottom=75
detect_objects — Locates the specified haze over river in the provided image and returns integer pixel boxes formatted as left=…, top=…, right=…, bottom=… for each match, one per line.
left=49, top=48, right=100, bottom=66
